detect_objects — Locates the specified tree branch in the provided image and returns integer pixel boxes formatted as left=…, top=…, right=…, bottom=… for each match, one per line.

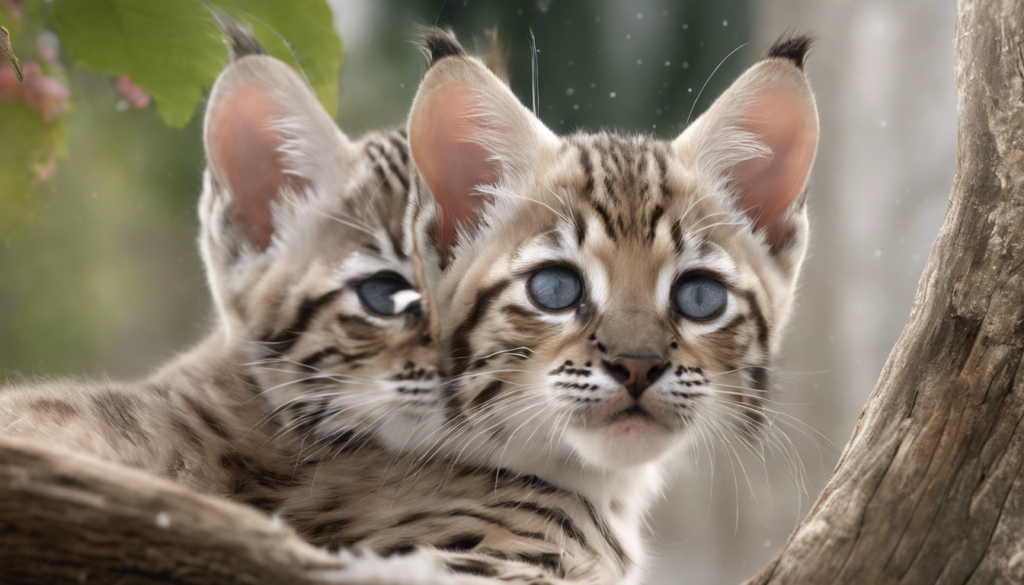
left=747, top=0, right=1024, bottom=582
left=0, top=437, right=344, bottom=584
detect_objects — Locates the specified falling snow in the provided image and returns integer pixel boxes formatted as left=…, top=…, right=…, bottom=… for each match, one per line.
left=156, top=512, right=171, bottom=529
left=609, top=92, right=617, bottom=98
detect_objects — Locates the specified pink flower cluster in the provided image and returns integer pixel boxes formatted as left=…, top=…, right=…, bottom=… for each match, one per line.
left=0, top=61, right=70, bottom=120
left=116, top=74, right=150, bottom=109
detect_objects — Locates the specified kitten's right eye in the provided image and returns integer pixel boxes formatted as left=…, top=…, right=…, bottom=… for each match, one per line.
left=358, top=274, right=418, bottom=316
left=528, top=265, right=583, bottom=311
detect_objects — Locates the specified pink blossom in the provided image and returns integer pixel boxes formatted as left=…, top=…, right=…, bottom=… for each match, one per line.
left=0, top=61, right=71, bottom=120
left=116, top=74, right=150, bottom=109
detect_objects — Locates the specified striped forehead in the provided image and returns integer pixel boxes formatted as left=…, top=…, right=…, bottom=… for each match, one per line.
left=560, top=133, right=673, bottom=244
left=301, top=129, right=410, bottom=257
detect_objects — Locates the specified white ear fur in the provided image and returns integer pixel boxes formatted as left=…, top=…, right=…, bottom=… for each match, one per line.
left=407, top=55, right=556, bottom=253
left=203, top=55, right=350, bottom=251
left=672, top=58, right=819, bottom=249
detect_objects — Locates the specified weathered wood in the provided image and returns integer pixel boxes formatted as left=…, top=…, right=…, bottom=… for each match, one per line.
left=0, top=437, right=344, bottom=584
left=747, top=0, right=1024, bottom=583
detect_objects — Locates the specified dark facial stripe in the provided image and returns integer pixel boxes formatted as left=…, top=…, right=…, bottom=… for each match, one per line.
left=589, top=200, right=617, bottom=240
left=574, top=213, right=587, bottom=246
left=501, top=304, right=538, bottom=319
left=671, top=220, right=685, bottom=255
left=387, top=132, right=410, bottom=166
left=578, top=147, right=594, bottom=197
left=749, top=364, right=770, bottom=394
left=740, top=289, right=770, bottom=349
left=263, top=288, right=344, bottom=354
left=368, top=141, right=410, bottom=193
left=448, top=279, right=512, bottom=379
left=648, top=204, right=665, bottom=242
left=469, top=380, right=504, bottom=410
left=299, top=347, right=341, bottom=370
left=714, top=314, right=748, bottom=337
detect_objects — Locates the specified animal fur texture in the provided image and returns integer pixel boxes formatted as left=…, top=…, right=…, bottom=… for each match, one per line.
left=0, top=26, right=820, bottom=585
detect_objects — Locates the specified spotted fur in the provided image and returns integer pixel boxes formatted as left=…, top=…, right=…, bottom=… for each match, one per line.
left=398, top=30, right=820, bottom=583
left=0, top=33, right=597, bottom=585
left=0, top=26, right=819, bottom=585
left=0, top=55, right=440, bottom=499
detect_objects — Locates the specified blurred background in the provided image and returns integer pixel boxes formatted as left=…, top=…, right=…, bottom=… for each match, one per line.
left=0, top=1, right=955, bottom=583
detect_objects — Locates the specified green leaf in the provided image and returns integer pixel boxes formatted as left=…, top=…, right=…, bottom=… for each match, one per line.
left=0, top=25, right=22, bottom=81
left=52, top=0, right=222, bottom=127
left=213, top=0, right=343, bottom=118
left=51, top=0, right=343, bottom=128
left=0, top=102, right=66, bottom=235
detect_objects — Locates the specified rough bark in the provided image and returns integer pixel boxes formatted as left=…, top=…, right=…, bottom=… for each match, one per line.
left=0, top=437, right=345, bottom=584
left=747, top=0, right=1024, bottom=583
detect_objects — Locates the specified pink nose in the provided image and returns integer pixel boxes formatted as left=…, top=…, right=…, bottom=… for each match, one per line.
left=602, top=356, right=667, bottom=398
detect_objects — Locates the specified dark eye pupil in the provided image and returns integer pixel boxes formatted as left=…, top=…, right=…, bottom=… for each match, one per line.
left=358, top=276, right=414, bottom=315
left=674, top=275, right=726, bottom=320
left=528, top=266, right=583, bottom=311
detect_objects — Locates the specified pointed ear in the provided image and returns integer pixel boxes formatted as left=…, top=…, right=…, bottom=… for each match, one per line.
left=673, top=39, right=819, bottom=251
left=203, top=55, right=349, bottom=251
left=408, top=31, right=555, bottom=255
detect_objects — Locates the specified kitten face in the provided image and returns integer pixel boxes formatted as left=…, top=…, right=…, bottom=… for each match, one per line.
left=200, top=55, right=440, bottom=447
left=407, top=33, right=817, bottom=470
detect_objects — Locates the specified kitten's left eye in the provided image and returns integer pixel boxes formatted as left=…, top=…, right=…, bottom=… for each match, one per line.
left=358, top=274, right=419, bottom=316
left=673, top=274, right=727, bottom=321
left=528, top=265, right=583, bottom=311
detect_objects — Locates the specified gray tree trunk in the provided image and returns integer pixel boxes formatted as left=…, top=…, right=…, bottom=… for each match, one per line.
left=747, top=0, right=1024, bottom=582
left=0, top=0, right=1020, bottom=583
left=0, top=437, right=344, bottom=584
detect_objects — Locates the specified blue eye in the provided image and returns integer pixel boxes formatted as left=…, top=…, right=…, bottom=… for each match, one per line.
left=528, top=266, right=583, bottom=311
left=674, top=275, right=727, bottom=321
left=358, top=274, right=418, bottom=316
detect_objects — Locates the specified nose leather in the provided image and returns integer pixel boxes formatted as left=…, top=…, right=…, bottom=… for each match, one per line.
left=602, top=356, right=667, bottom=398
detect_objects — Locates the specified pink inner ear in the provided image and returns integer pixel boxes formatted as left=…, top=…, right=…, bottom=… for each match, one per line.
left=209, top=84, right=291, bottom=250
left=410, top=83, right=498, bottom=252
left=731, top=88, right=816, bottom=249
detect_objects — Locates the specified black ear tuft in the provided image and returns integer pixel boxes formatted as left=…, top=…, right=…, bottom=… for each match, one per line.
left=765, top=35, right=814, bottom=70
left=419, top=27, right=467, bottom=67
left=206, top=7, right=266, bottom=60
